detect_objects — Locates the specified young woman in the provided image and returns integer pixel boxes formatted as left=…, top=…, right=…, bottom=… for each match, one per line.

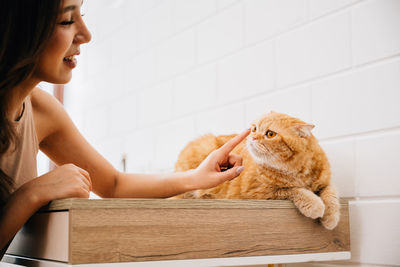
left=0, top=0, right=249, bottom=256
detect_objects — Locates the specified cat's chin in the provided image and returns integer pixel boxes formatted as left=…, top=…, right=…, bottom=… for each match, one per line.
left=246, top=142, right=282, bottom=171
left=254, top=155, right=283, bottom=171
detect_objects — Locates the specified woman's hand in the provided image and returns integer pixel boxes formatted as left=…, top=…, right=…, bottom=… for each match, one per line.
left=23, top=163, right=92, bottom=207
left=188, top=128, right=251, bottom=190
left=0, top=164, right=92, bottom=252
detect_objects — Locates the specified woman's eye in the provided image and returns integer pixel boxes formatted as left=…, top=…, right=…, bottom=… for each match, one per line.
left=59, top=20, right=75, bottom=25
left=265, top=130, right=277, bottom=138
left=58, top=13, right=84, bottom=26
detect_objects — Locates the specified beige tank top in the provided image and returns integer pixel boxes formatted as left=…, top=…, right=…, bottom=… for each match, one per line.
left=0, top=96, right=39, bottom=192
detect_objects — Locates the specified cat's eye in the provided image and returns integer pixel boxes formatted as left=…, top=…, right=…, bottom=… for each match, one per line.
left=265, top=130, right=277, bottom=138
left=251, top=126, right=257, bottom=132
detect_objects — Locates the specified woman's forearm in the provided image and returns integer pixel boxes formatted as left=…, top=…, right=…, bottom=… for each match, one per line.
left=113, top=171, right=195, bottom=198
left=111, top=130, right=249, bottom=198
left=0, top=183, right=44, bottom=250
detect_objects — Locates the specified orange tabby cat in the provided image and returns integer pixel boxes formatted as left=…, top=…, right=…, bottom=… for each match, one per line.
left=173, top=111, right=340, bottom=230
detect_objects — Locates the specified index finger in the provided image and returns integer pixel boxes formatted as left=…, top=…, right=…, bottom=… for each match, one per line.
left=219, top=128, right=251, bottom=155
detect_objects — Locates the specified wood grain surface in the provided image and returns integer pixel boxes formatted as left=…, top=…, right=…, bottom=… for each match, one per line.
left=40, top=198, right=350, bottom=211
left=65, top=199, right=350, bottom=264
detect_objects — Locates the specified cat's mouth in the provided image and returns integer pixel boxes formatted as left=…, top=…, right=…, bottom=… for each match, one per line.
left=247, top=140, right=268, bottom=158
left=247, top=139, right=279, bottom=164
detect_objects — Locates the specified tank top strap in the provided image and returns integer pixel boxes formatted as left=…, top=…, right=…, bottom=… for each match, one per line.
left=0, top=95, right=39, bottom=191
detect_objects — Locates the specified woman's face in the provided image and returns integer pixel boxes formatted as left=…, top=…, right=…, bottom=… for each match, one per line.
left=33, top=0, right=91, bottom=84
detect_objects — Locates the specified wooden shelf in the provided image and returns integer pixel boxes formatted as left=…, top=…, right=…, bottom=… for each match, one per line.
left=6, top=198, right=351, bottom=265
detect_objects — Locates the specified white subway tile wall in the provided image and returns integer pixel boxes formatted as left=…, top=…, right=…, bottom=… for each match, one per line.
left=218, top=40, right=275, bottom=103
left=197, top=2, right=244, bottom=63
left=276, top=10, right=352, bottom=88
left=155, top=28, right=196, bottom=80
left=64, top=0, right=400, bottom=265
left=320, top=139, right=356, bottom=198
left=174, top=63, right=217, bottom=116
left=356, top=131, right=400, bottom=197
left=244, top=0, right=308, bottom=46
left=311, top=60, right=400, bottom=139
left=352, top=0, right=400, bottom=66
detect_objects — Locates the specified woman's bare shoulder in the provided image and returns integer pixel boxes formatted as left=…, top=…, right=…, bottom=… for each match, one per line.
left=30, top=87, right=57, bottom=110
left=30, top=87, right=67, bottom=144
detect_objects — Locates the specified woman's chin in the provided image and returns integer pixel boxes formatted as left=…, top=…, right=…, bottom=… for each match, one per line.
left=33, top=66, right=73, bottom=85
left=46, top=74, right=72, bottom=85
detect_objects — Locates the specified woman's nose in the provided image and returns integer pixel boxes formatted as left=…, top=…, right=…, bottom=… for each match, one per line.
left=74, top=23, right=92, bottom=44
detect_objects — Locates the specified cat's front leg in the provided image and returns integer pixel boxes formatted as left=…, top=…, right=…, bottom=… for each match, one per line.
left=274, top=188, right=325, bottom=219
left=319, top=185, right=340, bottom=230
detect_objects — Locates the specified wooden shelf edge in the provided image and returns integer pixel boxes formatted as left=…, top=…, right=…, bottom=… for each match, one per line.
left=39, top=198, right=350, bottom=212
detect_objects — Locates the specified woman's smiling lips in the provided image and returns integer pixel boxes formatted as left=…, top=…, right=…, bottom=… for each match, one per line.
left=63, top=51, right=79, bottom=69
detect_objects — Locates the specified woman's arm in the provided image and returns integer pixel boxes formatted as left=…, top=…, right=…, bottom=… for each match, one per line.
left=32, top=88, right=249, bottom=199
left=1, top=89, right=247, bottom=253
left=0, top=182, right=41, bottom=255
left=113, top=130, right=249, bottom=198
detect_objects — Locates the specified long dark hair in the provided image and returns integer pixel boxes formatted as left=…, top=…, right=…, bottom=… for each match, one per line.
left=0, top=0, right=62, bottom=207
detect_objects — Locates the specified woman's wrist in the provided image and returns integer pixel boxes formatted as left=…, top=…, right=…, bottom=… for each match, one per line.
left=165, top=169, right=197, bottom=196
left=0, top=179, right=50, bottom=250
left=19, top=180, right=51, bottom=209
left=182, top=169, right=197, bottom=192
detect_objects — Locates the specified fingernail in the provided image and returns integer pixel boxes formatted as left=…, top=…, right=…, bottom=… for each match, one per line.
left=236, top=166, right=244, bottom=175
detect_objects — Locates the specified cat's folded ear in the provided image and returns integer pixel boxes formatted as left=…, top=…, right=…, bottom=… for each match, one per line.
left=292, top=124, right=315, bottom=137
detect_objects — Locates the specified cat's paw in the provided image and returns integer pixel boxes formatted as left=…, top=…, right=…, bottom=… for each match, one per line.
left=320, top=211, right=340, bottom=230
left=198, top=192, right=216, bottom=199
left=295, top=192, right=325, bottom=219
left=320, top=199, right=341, bottom=230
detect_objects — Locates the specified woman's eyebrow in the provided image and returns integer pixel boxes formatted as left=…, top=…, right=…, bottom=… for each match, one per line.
left=62, top=5, right=77, bottom=13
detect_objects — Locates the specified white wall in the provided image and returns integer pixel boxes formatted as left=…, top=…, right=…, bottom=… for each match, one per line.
left=64, top=0, right=400, bottom=266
